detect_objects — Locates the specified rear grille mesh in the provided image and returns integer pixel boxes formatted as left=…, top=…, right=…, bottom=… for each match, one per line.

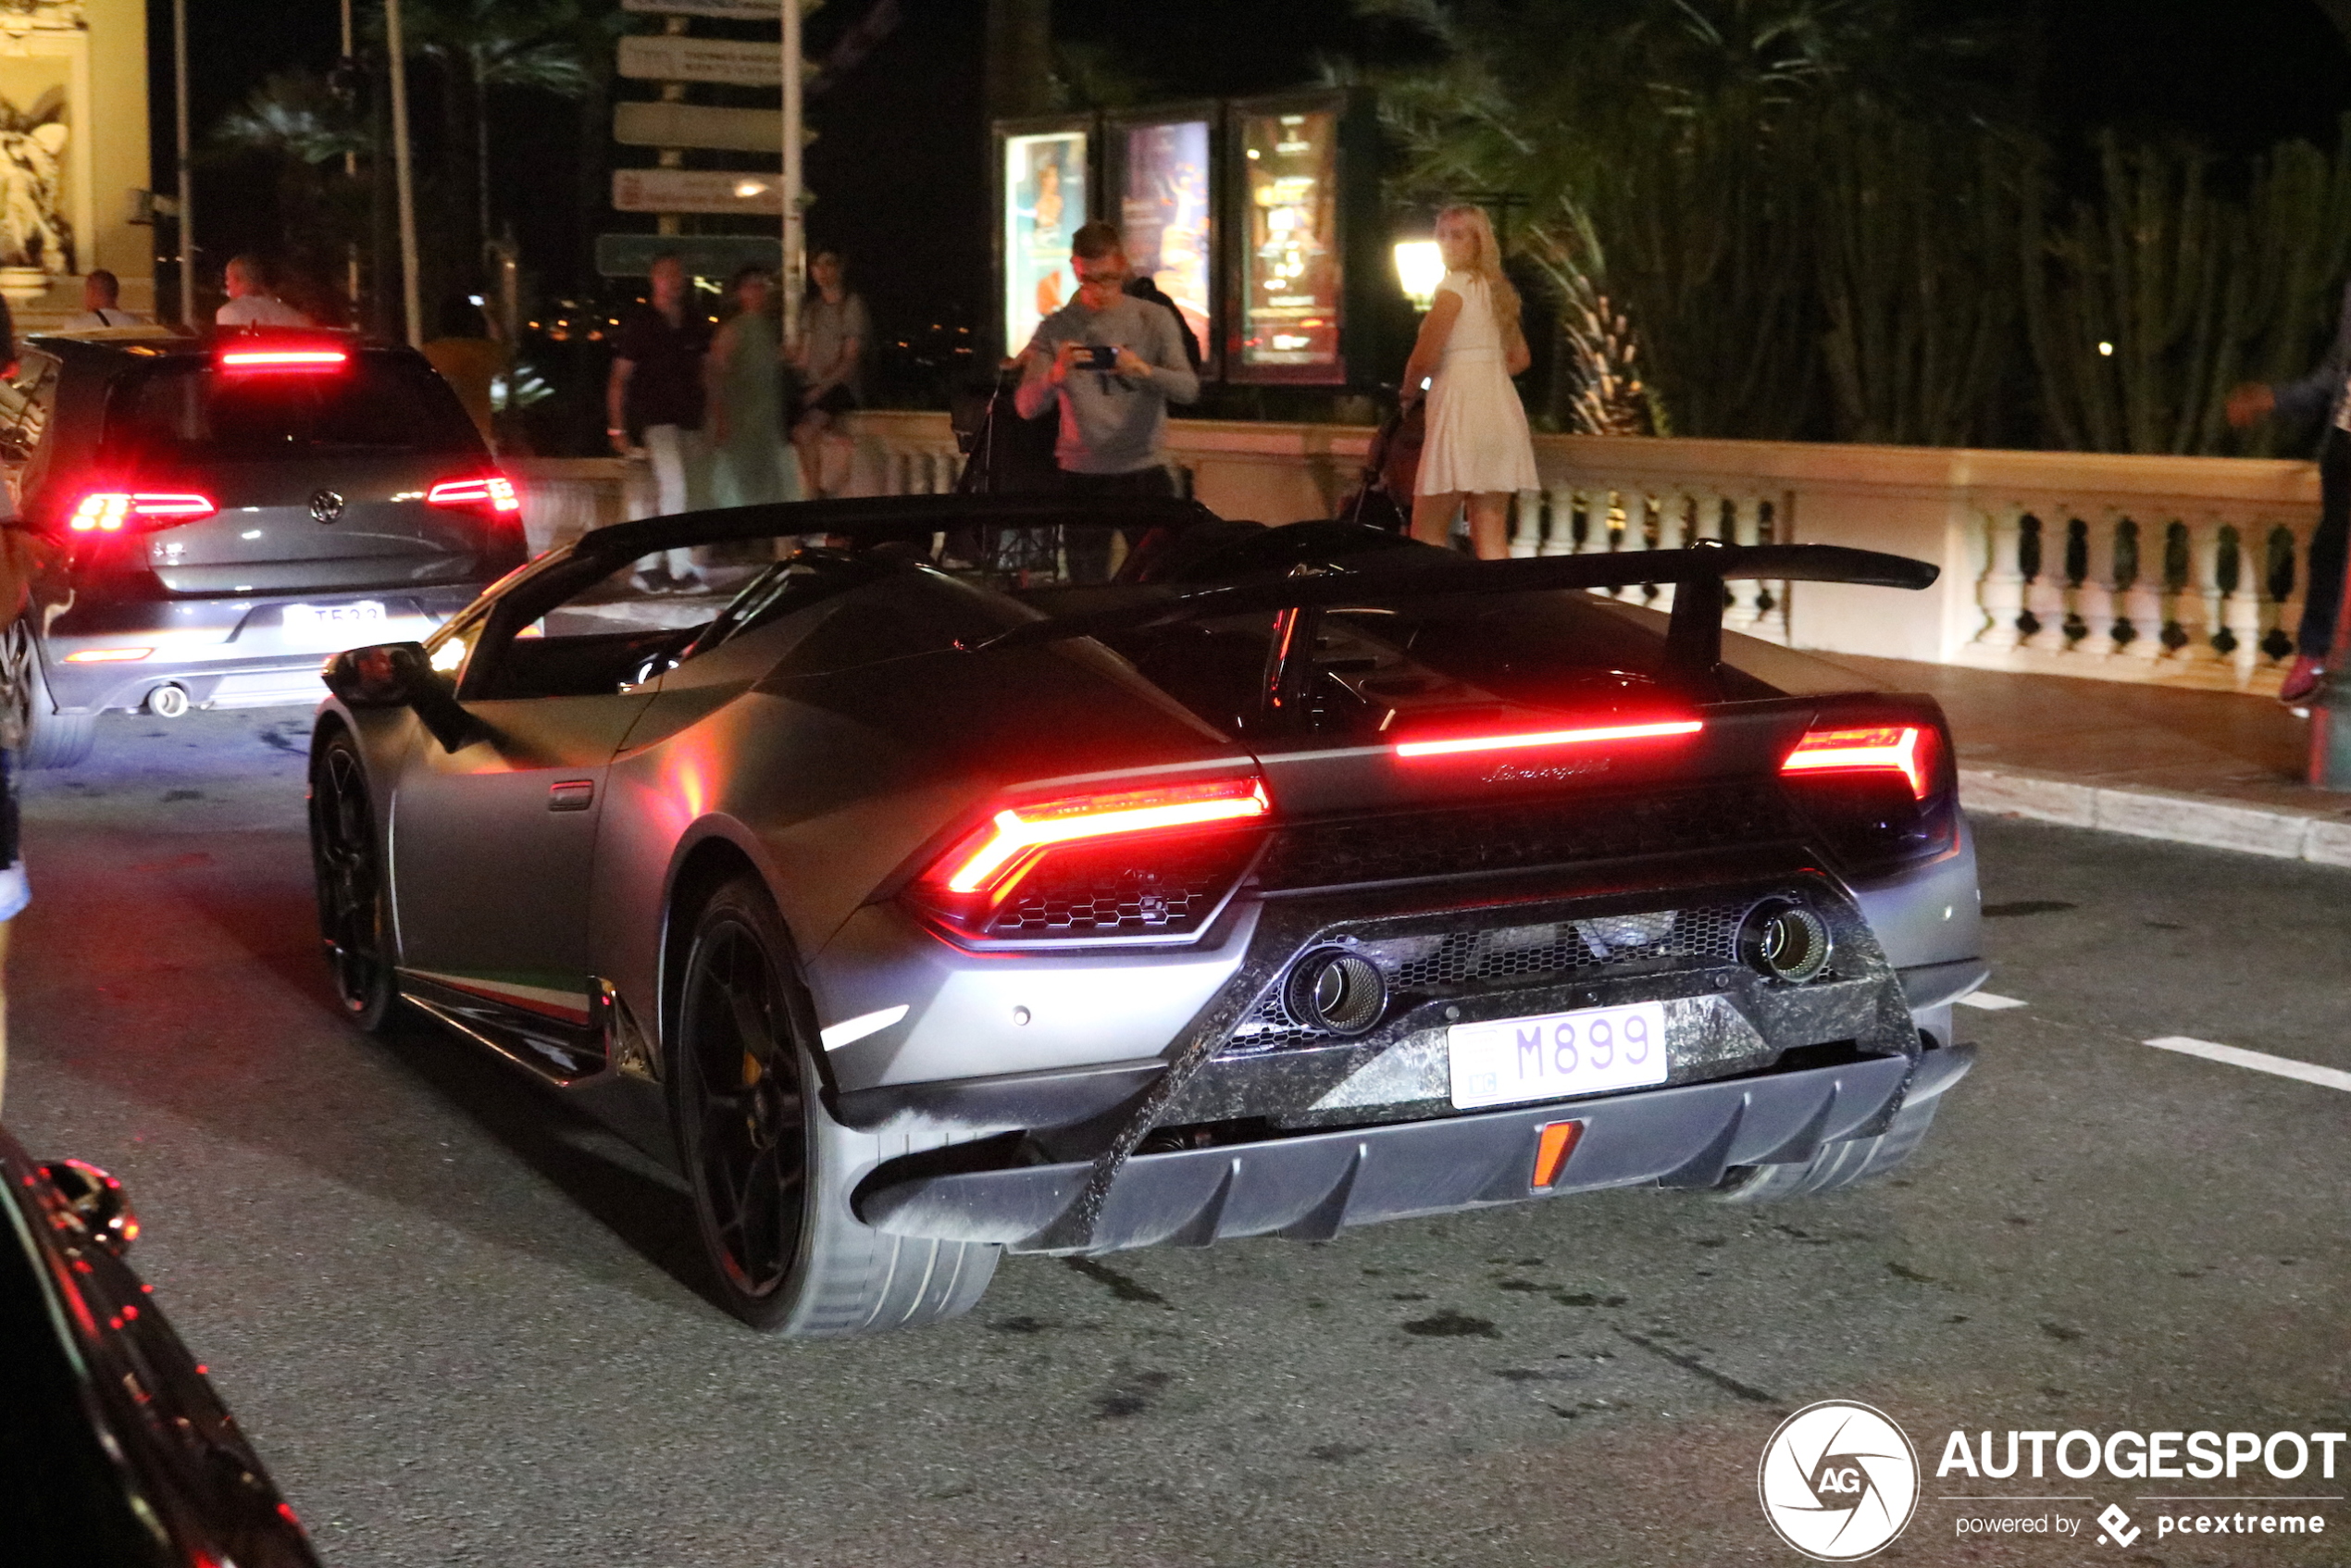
left=983, top=833, right=1258, bottom=939
left=1226, top=899, right=1749, bottom=1054
left=1371, top=906, right=1741, bottom=990
left=1255, top=783, right=1795, bottom=892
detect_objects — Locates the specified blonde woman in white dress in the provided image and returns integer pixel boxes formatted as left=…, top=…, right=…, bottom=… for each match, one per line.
left=1400, top=205, right=1537, bottom=559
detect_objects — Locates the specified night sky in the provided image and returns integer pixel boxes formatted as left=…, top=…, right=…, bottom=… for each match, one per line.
left=146, top=0, right=2351, bottom=357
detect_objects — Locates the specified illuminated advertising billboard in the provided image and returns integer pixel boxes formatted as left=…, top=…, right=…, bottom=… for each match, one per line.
left=1001, top=127, right=1089, bottom=356
left=1234, top=105, right=1341, bottom=380
left=1115, top=115, right=1214, bottom=373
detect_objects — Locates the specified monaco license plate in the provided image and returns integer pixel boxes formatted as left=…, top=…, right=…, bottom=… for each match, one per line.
left=1448, top=1000, right=1671, bottom=1111
left=281, top=601, right=386, bottom=647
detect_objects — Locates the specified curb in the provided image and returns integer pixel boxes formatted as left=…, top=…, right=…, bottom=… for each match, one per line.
left=1960, top=766, right=2351, bottom=866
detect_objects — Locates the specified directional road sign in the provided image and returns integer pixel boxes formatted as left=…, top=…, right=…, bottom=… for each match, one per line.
left=595, top=233, right=783, bottom=280
left=613, top=101, right=783, bottom=154
left=616, top=35, right=783, bottom=87
left=612, top=168, right=783, bottom=215
left=619, top=0, right=781, bottom=19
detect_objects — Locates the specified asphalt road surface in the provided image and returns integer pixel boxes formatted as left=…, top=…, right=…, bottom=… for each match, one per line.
left=7, top=711, right=2346, bottom=1568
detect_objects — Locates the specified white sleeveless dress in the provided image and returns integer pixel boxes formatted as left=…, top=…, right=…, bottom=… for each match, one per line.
left=1415, top=271, right=1539, bottom=496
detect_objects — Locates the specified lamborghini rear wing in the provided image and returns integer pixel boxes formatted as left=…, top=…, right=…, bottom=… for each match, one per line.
left=974, top=543, right=1938, bottom=682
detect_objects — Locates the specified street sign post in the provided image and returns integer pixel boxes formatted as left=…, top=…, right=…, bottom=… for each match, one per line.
left=595, top=233, right=781, bottom=279
left=616, top=34, right=781, bottom=87
left=609, top=0, right=803, bottom=331
left=612, top=168, right=782, bottom=215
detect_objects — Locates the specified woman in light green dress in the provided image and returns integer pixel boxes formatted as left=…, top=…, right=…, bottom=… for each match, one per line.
left=704, top=265, right=792, bottom=506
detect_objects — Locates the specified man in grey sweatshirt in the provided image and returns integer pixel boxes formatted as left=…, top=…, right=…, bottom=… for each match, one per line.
left=1014, top=221, right=1201, bottom=504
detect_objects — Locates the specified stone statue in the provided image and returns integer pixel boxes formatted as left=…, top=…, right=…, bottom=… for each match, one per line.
left=0, top=0, right=86, bottom=32
left=0, top=87, right=68, bottom=273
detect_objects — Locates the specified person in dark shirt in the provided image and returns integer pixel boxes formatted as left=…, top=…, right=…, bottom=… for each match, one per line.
left=605, top=253, right=714, bottom=588
left=2230, top=280, right=2351, bottom=702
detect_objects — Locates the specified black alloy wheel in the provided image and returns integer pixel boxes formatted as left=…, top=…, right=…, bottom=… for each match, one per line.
left=1, top=617, right=93, bottom=770
left=674, top=877, right=812, bottom=1328
left=308, top=735, right=397, bottom=1030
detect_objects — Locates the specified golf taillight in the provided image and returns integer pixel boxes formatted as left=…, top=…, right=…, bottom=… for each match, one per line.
left=427, top=475, right=521, bottom=516
left=1781, top=725, right=1933, bottom=800
left=914, top=774, right=1272, bottom=943
left=68, top=491, right=217, bottom=532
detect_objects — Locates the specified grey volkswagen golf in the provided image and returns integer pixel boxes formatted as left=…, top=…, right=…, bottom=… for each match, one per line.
left=1, top=328, right=526, bottom=766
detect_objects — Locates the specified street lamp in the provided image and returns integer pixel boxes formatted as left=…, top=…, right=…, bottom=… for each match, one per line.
left=1393, top=239, right=1444, bottom=313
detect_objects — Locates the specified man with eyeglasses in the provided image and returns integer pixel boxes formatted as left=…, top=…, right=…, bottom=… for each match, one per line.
left=1014, top=220, right=1200, bottom=575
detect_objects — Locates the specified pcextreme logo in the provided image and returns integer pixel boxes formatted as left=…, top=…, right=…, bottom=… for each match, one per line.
left=1759, top=1400, right=1922, bottom=1561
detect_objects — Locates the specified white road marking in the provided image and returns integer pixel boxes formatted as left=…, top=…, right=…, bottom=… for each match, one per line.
left=1957, top=991, right=2027, bottom=1011
left=2143, top=1036, right=2351, bottom=1094
left=819, top=1004, right=909, bottom=1052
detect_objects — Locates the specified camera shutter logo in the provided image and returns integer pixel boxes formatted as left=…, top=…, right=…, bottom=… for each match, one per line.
left=1758, top=1400, right=1921, bottom=1561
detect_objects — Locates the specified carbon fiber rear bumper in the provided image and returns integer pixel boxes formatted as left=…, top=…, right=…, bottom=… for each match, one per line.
left=856, top=1043, right=1974, bottom=1256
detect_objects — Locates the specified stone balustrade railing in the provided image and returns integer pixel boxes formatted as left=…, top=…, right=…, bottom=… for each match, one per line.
left=505, top=456, right=638, bottom=556
left=510, top=420, right=2326, bottom=694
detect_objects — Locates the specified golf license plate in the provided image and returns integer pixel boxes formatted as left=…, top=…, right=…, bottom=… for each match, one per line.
left=282, top=601, right=386, bottom=648
left=1448, top=1000, right=1670, bottom=1111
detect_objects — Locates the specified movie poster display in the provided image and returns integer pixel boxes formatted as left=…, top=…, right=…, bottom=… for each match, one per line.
left=1001, top=128, right=1088, bottom=356
left=1115, top=116, right=1213, bottom=372
left=1234, top=105, right=1342, bottom=380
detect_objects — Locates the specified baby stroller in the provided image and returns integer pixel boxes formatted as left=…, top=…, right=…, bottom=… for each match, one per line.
left=1338, top=392, right=1424, bottom=533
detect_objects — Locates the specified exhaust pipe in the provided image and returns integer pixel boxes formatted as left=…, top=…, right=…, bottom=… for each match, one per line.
left=1739, top=898, right=1833, bottom=983
left=144, top=683, right=191, bottom=719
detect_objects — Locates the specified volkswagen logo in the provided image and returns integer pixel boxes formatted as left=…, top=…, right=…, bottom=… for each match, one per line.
left=308, top=490, right=345, bottom=524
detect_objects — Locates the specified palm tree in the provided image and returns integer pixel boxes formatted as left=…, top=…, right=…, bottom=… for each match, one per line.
left=211, top=70, right=369, bottom=315
left=215, top=70, right=367, bottom=167
left=393, top=0, right=597, bottom=284
left=1355, top=0, right=2019, bottom=440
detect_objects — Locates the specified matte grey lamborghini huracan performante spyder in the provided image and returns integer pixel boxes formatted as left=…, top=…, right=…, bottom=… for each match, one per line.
left=307, top=497, right=1986, bottom=1335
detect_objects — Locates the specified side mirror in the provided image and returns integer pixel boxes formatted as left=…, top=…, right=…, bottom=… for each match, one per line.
left=322, top=640, right=429, bottom=708
left=41, top=1159, right=139, bottom=1255
left=321, top=641, right=485, bottom=752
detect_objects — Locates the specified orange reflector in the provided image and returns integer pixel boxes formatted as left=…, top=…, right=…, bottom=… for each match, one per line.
left=1531, top=1120, right=1584, bottom=1188
left=64, top=647, right=153, bottom=663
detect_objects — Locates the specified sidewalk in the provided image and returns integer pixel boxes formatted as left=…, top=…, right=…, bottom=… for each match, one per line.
left=1819, top=654, right=2351, bottom=865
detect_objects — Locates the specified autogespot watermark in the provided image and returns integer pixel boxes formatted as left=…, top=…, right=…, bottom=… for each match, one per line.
left=1758, top=1401, right=1922, bottom=1562
left=1938, top=1428, right=2344, bottom=1549
left=1759, top=1411, right=2346, bottom=1558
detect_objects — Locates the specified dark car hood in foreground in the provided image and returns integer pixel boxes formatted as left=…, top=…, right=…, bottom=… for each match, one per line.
left=0, top=1128, right=320, bottom=1567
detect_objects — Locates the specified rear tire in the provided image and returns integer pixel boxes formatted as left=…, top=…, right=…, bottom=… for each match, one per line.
left=307, top=731, right=400, bottom=1032
left=3, top=619, right=95, bottom=771
left=1711, top=1093, right=1943, bottom=1204
left=670, top=875, right=998, bottom=1335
